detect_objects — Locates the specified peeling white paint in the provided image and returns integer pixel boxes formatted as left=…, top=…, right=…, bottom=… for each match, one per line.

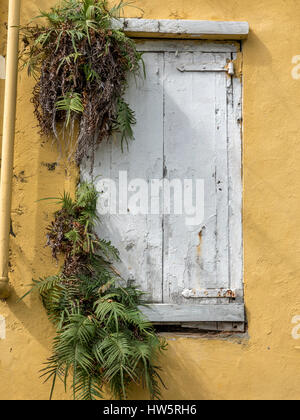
left=113, top=18, right=249, bottom=40
left=0, top=315, right=6, bottom=339
left=141, top=304, right=245, bottom=323
left=182, top=288, right=243, bottom=299
left=0, top=55, right=5, bottom=79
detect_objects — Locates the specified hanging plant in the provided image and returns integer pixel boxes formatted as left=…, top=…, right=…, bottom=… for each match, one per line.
left=19, top=0, right=167, bottom=400
left=21, top=181, right=167, bottom=400
left=20, top=0, right=144, bottom=164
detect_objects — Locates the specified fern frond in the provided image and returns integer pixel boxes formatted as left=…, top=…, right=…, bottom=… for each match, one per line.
left=73, top=370, right=103, bottom=400
left=56, top=92, right=84, bottom=126
left=94, top=299, right=128, bottom=331
left=18, top=275, right=62, bottom=302
left=113, top=98, right=136, bottom=152
left=96, top=238, right=120, bottom=261
left=22, top=178, right=167, bottom=400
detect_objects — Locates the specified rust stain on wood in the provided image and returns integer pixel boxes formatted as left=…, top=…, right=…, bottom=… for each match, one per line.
left=197, top=227, right=205, bottom=256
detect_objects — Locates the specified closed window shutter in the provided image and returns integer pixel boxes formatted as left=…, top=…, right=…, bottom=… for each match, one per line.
left=82, top=40, right=244, bottom=324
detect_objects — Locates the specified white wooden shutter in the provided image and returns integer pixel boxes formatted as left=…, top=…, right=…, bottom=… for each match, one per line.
left=82, top=40, right=244, bottom=323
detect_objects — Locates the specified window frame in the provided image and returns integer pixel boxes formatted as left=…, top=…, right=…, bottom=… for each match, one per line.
left=83, top=19, right=249, bottom=330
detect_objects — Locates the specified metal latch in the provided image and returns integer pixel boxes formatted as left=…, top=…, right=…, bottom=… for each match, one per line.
left=177, top=61, right=234, bottom=76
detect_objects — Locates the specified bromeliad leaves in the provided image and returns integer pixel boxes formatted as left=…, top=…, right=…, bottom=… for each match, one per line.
left=21, top=181, right=167, bottom=400
left=20, top=0, right=144, bottom=165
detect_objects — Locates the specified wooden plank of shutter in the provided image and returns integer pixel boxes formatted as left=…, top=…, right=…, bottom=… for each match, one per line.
left=177, top=63, right=229, bottom=72
left=162, top=51, right=231, bottom=302
left=228, top=55, right=243, bottom=297
left=134, top=39, right=238, bottom=53
left=84, top=52, right=165, bottom=303
left=141, top=303, right=244, bottom=323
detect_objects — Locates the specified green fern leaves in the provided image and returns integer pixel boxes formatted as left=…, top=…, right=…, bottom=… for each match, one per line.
left=56, top=92, right=84, bottom=127
left=114, top=98, right=137, bottom=152
left=21, top=181, right=167, bottom=400
left=20, top=0, right=144, bottom=165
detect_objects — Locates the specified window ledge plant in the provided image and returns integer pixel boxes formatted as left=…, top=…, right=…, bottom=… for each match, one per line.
left=20, top=0, right=143, bottom=165
left=22, top=182, right=167, bottom=400
left=20, top=0, right=167, bottom=400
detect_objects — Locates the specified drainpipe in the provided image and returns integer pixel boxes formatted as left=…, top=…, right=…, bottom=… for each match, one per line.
left=0, top=0, right=21, bottom=299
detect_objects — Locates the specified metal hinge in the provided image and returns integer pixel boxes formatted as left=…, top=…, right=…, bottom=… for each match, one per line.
left=182, top=288, right=243, bottom=299
left=177, top=61, right=234, bottom=75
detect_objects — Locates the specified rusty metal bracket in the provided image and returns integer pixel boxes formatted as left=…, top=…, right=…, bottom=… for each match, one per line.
left=182, top=288, right=243, bottom=299
left=177, top=61, right=234, bottom=75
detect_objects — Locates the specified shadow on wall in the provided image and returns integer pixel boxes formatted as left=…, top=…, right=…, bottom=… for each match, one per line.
left=127, top=337, right=217, bottom=400
left=4, top=59, right=78, bottom=351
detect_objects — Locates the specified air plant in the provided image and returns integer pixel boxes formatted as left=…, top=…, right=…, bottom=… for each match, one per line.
left=20, top=0, right=144, bottom=165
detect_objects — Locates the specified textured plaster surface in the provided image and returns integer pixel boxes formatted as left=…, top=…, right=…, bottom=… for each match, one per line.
left=1, top=0, right=300, bottom=400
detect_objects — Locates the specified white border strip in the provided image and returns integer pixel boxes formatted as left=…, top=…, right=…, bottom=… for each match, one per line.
left=0, top=315, right=6, bottom=339
left=113, top=18, right=249, bottom=40
left=0, top=56, right=5, bottom=79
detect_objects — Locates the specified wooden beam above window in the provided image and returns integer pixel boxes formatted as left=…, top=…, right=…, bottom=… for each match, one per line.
left=113, top=18, right=249, bottom=40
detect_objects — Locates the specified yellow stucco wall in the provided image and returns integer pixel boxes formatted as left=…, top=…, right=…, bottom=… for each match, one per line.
left=1, top=0, right=300, bottom=400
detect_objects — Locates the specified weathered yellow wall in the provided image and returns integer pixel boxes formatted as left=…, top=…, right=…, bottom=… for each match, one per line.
left=1, top=0, right=300, bottom=400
